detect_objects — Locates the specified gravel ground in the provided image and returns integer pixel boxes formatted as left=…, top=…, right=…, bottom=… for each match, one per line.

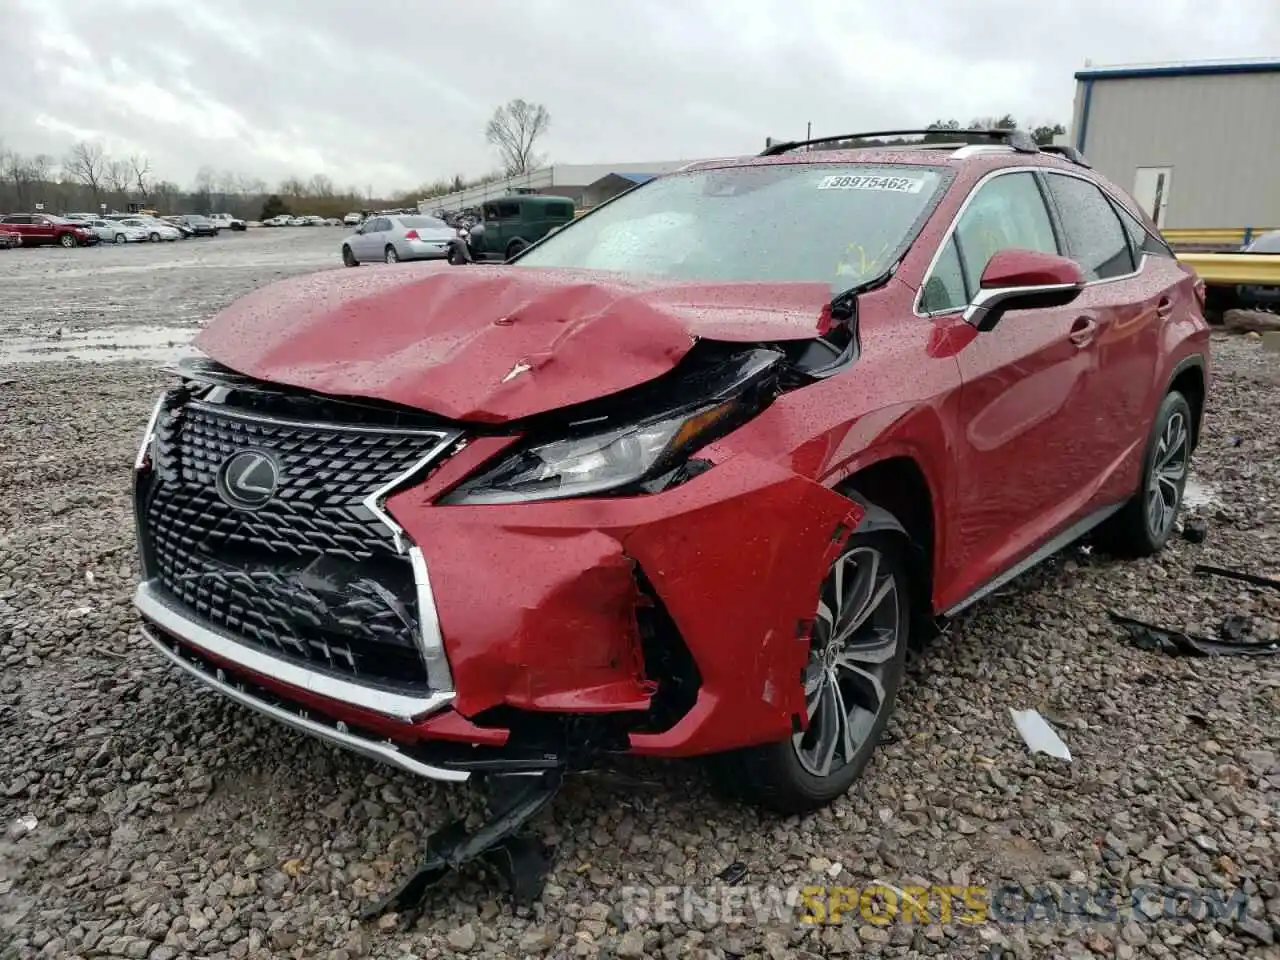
left=0, top=237, right=1277, bottom=960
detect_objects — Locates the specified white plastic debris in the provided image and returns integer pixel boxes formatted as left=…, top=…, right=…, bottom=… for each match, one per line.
left=7, top=815, right=37, bottom=840
left=1009, top=709, right=1072, bottom=761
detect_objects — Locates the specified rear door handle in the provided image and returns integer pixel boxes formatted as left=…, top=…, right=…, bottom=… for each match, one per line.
left=1157, top=296, right=1175, bottom=320
left=1069, top=315, right=1098, bottom=347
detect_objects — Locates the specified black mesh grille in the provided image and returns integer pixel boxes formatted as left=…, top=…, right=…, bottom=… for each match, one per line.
left=140, top=398, right=456, bottom=688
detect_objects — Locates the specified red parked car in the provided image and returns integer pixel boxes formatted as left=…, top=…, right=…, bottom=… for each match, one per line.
left=0, top=213, right=97, bottom=247
left=133, top=130, right=1209, bottom=822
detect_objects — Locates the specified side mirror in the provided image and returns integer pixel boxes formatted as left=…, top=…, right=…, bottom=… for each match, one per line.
left=965, top=249, right=1085, bottom=332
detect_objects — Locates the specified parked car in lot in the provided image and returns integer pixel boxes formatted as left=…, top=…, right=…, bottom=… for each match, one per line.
left=457, top=195, right=576, bottom=261
left=87, top=218, right=148, bottom=244
left=0, top=213, right=97, bottom=247
left=133, top=129, right=1210, bottom=819
left=0, top=229, right=19, bottom=249
left=158, top=216, right=194, bottom=238
left=209, top=213, right=246, bottom=231
left=119, top=217, right=182, bottom=242
left=176, top=214, right=219, bottom=237
left=340, top=214, right=459, bottom=265
left=262, top=215, right=291, bottom=228
left=287, top=216, right=309, bottom=226
left=343, top=212, right=363, bottom=226
left=1237, top=229, right=1280, bottom=311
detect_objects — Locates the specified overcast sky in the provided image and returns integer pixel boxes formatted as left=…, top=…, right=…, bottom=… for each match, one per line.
left=2, top=0, right=1277, bottom=195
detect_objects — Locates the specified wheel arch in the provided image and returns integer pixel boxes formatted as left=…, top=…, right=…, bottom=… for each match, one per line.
left=837, top=455, right=939, bottom=632
left=1166, top=355, right=1206, bottom=450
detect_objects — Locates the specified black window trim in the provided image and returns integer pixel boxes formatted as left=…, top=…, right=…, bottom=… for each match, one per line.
left=914, top=165, right=1151, bottom=319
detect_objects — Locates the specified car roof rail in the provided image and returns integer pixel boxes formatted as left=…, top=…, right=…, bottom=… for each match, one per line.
left=759, top=127, right=1041, bottom=157
left=1039, top=144, right=1093, bottom=168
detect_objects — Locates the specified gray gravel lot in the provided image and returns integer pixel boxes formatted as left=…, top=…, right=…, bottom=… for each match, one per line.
left=0, top=234, right=1277, bottom=959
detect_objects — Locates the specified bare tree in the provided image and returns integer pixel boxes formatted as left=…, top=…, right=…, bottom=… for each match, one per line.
left=64, top=141, right=109, bottom=203
left=308, top=173, right=334, bottom=198
left=484, top=99, right=550, bottom=176
left=130, top=154, right=152, bottom=201
left=106, top=159, right=132, bottom=207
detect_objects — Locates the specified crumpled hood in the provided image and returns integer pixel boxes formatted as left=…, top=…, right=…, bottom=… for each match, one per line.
left=195, top=264, right=832, bottom=423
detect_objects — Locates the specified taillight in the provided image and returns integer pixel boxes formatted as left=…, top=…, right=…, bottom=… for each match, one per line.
left=403, top=229, right=420, bottom=241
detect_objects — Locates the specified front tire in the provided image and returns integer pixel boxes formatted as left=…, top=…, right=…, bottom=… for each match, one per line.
left=149, top=232, right=160, bottom=243
left=59, top=233, right=77, bottom=248
left=114, top=233, right=126, bottom=244
left=342, top=245, right=358, bottom=267
left=1095, top=391, right=1193, bottom=557
left=707, top=527, right=911, bottom=814
left=505, top=239, right=527, bottom=260
left=384, top=245, right=399, bottom=264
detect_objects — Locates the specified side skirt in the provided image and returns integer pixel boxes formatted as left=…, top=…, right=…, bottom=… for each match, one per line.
left=940, top=501, right=1126, bottom=619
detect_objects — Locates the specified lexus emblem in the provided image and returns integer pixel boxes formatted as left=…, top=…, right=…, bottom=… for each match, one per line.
left=217, top=451, right=279, bottom=509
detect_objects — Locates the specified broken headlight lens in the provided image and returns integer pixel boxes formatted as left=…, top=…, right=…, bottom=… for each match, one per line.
left=443, top=401, right=739, bottom=505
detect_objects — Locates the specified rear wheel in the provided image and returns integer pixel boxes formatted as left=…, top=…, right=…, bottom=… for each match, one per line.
left=505, top=238, right=527, bottom=260
left=1095, top=391, right=1192, bottom=557
left=148, top=232, right=160, bottom=243
left=59, top=233, right=77, bottom=248
left=447, top=242, right=467, bottom=265
left=384, top=245, right=399, bottom=264
left=707, top=526, right=910, bottom=813
left=342, top=245, right=358, bottom=267
left=114, top=233, right=126, bottom=244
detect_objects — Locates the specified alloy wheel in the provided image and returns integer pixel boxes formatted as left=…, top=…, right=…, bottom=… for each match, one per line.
left=793, top=545, right=903, bottom=778
left=1146, top=410, right=1188, bottom=538
left=385, top=246, right=399, bottom=264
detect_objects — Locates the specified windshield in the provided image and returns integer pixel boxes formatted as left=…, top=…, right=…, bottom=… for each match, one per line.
left=515, top=163, right=946, bottom=289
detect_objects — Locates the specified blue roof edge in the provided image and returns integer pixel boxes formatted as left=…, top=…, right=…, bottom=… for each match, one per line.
left=1075, top=60, right=1280, bottom=81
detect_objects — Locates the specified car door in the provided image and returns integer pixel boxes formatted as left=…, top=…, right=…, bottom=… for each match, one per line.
left=362, top=217, right=390, bottom=258
left=29, top=215, right=56, bottom=245
left=1038, top=171, right=1168, bottom=505
left=921, top=170, right=1102, bottom=597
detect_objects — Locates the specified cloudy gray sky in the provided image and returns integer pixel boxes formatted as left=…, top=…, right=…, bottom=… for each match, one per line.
left=2, top=0, right=1277, bottom=194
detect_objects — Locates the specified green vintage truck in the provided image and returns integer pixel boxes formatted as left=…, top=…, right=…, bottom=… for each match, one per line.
left=457, top=195, right=576, bottom=262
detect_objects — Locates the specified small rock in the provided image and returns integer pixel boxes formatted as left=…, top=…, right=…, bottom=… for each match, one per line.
left=1236, top=916, right=1274, bottom=946
left=617, top=929, right=646, bottom=958
left=518, top=927, right=557, bottom=953
left=446, top=924, right=477, bottom=952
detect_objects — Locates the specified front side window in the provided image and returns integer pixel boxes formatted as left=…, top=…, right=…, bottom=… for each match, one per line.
left=952, top=172, right=1058, bottom=294
left=516, top=163, right=946, bottom=289
left=1044, top=173, right=1134, bottom=280
left=496, top=202, right=520, bottom=219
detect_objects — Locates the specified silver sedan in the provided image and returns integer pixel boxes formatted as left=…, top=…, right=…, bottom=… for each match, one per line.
left=341, top=215, right=460, bottom=266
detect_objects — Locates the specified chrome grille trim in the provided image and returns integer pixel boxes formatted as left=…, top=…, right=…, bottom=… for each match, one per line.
left=135, top=580, right=454, bottom=721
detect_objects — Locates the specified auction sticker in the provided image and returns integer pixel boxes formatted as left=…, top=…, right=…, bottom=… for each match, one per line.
left=818, top=175, right=925, bottom=193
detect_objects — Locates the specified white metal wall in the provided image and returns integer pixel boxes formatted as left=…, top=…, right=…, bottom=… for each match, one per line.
left=1071, top=71, right=1280, bottom=229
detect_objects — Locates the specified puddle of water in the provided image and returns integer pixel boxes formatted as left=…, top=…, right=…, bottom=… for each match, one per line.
left=0, top=326, right=199, bottom=365
left=1183, top=477, right=1221, bottom=510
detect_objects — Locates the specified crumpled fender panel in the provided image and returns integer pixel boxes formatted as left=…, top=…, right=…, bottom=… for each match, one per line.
left=386, top=453, right=860, bottom=754
left=195, top=265, right=832, bottom=423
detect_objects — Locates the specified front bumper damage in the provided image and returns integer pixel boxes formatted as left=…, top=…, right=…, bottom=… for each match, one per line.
left=131, top=370, right=860, bottom=911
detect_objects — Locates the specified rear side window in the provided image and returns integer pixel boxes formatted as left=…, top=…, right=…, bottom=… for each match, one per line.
left=952, top=172, right=1058, bottom=294
left=497, top=202, right=520, bottom=219
left=546, top=202, right=573, bottom=218
left=1044, top=174, right=1135, bottom=280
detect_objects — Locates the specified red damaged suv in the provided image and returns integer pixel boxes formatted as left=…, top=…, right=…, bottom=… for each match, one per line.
left=133, top=130, right=1209, bottom=816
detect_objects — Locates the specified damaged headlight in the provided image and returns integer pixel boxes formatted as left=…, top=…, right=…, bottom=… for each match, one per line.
left=443, top=401, right=742, bottom=505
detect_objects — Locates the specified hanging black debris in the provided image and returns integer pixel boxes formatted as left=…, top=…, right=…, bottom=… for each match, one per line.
left=361, top=769, right=563, bottom=925
left=1193, top=564, right=1280, bottom=591
left=1109, top=611, right=1280, bottom=657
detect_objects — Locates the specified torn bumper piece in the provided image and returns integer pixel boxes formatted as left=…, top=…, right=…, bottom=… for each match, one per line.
left=388, top=452, right=861, bottom=757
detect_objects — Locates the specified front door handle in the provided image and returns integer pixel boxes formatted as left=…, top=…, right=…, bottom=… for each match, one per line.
left=1069, top=315, right=1098, bottom=347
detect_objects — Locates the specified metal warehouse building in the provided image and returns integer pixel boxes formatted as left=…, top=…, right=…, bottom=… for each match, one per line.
left=1071, top=58, right=1280, bottom=231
